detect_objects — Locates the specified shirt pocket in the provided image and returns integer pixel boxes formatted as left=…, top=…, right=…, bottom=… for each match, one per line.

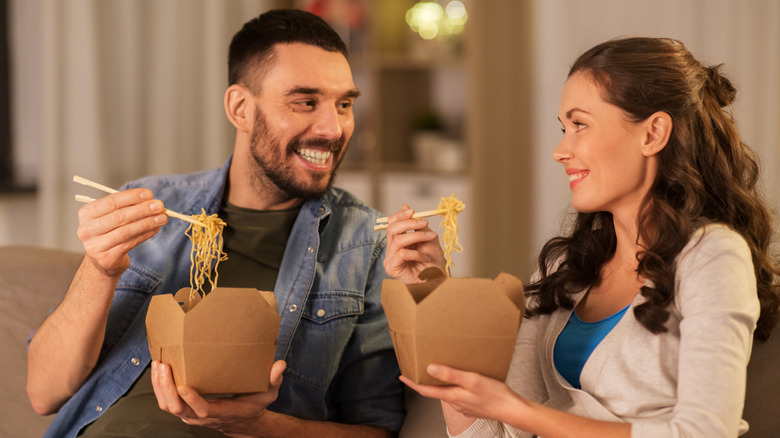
left=283, top=291, right=364, bottom=390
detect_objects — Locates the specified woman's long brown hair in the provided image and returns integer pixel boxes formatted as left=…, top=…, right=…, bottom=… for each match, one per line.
left=526, top=37, right=779, bottom=342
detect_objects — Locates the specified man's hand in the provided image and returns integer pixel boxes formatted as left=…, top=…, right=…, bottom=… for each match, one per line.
left=27, top=188, right=168, bottom=415
left=383, top=205, right=447, bottom=283
left=77, top=188, right=168, bottom=278
left=151, top=360, right=286, bottom=437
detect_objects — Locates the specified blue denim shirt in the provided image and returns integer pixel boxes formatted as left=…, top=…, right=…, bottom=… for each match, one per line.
left=42, top=158, right=405, bottom=437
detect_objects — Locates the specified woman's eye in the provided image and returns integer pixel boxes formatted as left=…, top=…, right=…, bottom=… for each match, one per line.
left=574, top=122, right=586, bottom=131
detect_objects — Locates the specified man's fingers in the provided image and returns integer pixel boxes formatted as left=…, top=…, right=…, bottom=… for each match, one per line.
left=269, top=360, right=287, bottom=387
left=151, top=361, right=193, bottom=417
left=388, top=228, right=438, bottom=250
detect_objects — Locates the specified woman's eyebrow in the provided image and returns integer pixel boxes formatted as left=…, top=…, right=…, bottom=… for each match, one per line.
left=564, top=107, right=591, bottom=119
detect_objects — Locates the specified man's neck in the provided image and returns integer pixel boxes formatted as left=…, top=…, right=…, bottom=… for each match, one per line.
left=226, top=163, right=304, bottom=211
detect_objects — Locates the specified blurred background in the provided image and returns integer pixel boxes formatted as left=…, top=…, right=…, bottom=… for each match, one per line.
left=0, top=0, right=777, bottom=281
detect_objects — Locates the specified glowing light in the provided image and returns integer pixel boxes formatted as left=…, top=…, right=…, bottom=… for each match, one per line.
left=406, top=1, right=468, bottom=40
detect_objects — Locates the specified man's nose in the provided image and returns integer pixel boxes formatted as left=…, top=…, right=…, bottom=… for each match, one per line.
left=311, top=106, right=343, bottom=139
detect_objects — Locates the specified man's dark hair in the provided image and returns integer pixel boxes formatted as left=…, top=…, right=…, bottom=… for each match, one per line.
left=228, top=9, right=348, bottom=91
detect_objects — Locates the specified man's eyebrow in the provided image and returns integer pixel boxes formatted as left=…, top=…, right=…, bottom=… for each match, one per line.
left=286, top=87, right=320, bottom=96
left=344, top=89, right=361, bottom=99
left=285, top=87, right=361, bottom=99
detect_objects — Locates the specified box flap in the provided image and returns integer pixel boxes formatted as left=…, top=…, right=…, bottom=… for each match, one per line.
left=417, top=278, right=521, bottom=337
left=184, top=288, right=281, bottom=344
left=418, top=266, right=447, bottom=283
left=174, top=287, right=202, bottom=312
left=494, top=272, right=526, bottom=318
left=381, top=279, right=419, bottom=333
left=146, top=291, right=187, bottom=351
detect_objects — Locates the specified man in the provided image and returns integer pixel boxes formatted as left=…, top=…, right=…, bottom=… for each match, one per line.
left=27, top=9, right=407, bottom=437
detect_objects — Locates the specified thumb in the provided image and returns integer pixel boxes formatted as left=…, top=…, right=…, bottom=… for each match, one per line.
left=270, top=360, right=286, bottom=387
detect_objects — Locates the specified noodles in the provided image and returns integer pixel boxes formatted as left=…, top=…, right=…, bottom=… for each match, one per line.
left=185, top=209, right=228, bottom=305
left=437, top=194, right=465, bottom=276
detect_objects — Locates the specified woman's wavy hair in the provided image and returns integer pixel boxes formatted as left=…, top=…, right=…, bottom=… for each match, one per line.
left=526, top=37, right=780, bottom=342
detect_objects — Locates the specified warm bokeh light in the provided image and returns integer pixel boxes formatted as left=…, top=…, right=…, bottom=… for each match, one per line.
left=406, top=1, right=468, bottom=40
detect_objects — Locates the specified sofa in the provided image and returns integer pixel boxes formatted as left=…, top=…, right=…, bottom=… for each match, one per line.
left=2, top=245, right=778, bottom=437
left=0, top=246, right=447, bottom=437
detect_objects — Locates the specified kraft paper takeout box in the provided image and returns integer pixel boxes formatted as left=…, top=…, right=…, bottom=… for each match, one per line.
left=146, top=287, right=280, bottom=394
left=381, top=268, right=525, bottom=385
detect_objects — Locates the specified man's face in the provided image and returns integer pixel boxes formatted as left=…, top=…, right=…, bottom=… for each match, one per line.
left=247, top=43, right=359, bottom=200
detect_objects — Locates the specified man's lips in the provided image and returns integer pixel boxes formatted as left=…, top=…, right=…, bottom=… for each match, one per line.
left=296, top=147, right=332, bottom=165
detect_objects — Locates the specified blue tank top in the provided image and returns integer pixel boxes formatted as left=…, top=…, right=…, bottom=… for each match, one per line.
left=553, top=304, right=630, bottom=389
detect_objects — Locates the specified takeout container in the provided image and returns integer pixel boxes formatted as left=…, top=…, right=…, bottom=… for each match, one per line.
left=381, top=268, right=525, bottom=385
left=146, top=287, right=280, bottom=394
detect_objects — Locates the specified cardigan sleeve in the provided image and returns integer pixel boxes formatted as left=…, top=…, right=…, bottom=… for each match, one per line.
left=632, top=225, right=758, bottom=437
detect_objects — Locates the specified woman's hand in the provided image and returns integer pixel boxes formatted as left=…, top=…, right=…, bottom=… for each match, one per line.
left=383, top=205, right=447, bottom=283
left=401, top=364, right=525, bottom=424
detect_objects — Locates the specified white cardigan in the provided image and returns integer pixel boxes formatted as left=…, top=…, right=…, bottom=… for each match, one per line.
left=455, top=224, right=759, bottom=438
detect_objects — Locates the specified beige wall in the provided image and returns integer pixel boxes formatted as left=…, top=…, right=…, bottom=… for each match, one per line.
left=467, top=0, right=537, bottom=279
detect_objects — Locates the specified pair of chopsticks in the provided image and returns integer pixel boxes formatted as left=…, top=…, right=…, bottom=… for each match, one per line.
left=373, top=208, right=447, bottom=231
left=73, top=175, right=207, bottom=228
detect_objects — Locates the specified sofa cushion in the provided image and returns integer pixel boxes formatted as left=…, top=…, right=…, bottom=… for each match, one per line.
left=4, top=244, right=775, bottom=437
left=0, top=246, right=82, bottom=437
left=743, top=323, right=780, bottom=437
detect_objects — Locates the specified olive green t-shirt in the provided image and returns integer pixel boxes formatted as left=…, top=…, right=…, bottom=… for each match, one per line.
left=78, top=202, right=300, bottom=437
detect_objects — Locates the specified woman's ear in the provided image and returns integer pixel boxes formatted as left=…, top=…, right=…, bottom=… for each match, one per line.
left=224, top=84, right=253, bottom=133
left=641, top=111, right=672, bottom=157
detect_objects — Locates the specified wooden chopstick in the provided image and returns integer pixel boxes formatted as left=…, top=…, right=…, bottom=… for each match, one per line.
left=375, top=208, right=448, bottom=224
left=73, top=175, right=208, bottom=228
left=373, top=208, right=448, bottom=231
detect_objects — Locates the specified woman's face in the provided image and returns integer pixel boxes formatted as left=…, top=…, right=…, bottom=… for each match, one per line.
left=553, top=72, right=658, bottom=219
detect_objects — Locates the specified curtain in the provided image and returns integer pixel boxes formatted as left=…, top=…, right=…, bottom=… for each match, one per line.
left=10, top=0, right=272, bottom=251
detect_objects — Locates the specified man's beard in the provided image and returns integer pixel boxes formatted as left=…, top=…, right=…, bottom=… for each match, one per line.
left=248, top=108, right=345, bottom=201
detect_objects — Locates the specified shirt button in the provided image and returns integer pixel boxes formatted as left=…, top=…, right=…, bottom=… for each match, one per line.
left=96, top=405, right=103, bottom=413
left=307, top=246, right=314, bottom=254
left=289, top=304, right=298, bottom=312
left=317, top=309, right=326, bottom=317
left=131, top=357, right=140, bottom=366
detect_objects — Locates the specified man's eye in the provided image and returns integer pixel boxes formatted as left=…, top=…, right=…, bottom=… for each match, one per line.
left=293, top=100, right=316, bottom=111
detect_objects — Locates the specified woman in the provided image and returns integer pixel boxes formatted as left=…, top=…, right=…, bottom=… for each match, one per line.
left=383, top=37, right=779, bottom=437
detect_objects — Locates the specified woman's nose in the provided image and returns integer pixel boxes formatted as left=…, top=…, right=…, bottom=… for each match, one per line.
left=552, top=140, right=572, bottom=162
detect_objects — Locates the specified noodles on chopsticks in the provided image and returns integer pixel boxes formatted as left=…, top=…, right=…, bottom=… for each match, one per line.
left=185, top=209, right=228, bottom=306
left=437, top=194, right=465, bottom=277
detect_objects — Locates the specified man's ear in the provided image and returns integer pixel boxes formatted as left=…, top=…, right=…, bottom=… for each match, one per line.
left=641, top=111, right=672, bottom=157
left=224, top=84, right=254, bottom=133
